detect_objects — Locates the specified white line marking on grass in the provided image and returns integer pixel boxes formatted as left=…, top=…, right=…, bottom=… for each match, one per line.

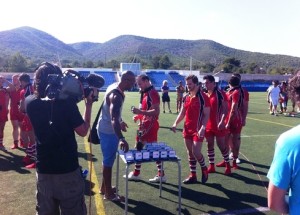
left=241, top=134, right=278, bottom=138
left=239, top=152, right=268, bottom=192
left=199, top=206, right=270, bottom=214
left=199, top=151, right=269, bottom=215
left=84, top=139, right=106, bottom=215
left=247, top=117, right=294, bottom=128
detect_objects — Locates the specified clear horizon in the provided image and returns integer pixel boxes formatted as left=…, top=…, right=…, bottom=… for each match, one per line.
left=1, top=0, right=300, bottom=58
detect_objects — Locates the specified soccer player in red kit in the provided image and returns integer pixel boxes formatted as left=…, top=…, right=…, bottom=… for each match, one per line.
left=127, top=74, right=166, bottom=183
left=9, top=74, right=23, bottom=149
left=0, top=76, right=15, bottom=151
left=203, top=75, right=231, bottom=175
left=171, top=75, right=210, bottom=184
left=220, top=76, right=244, bottom=169
left=19, top=73, right=36, bottom=168
left=228, top=73, right=249, bottom=164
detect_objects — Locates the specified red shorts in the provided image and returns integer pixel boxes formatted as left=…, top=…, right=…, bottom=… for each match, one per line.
left=183, top=132, right=204, bottom=142
left=205, top=129, right=228, bottom=138
left=0, top=110, right=8, bottom=122
left=138, top=121, right=159, bottom=143
left=10, top=109, right=24, bottom=121
left=228, top=123, right=242, bottom=134
left=21, top=115, right=33, bottom=132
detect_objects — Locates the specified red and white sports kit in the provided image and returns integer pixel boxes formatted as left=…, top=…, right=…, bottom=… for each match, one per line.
left=132, top=86, right=162, bottom=178
left=0, top=87, right=9, bottom=148
left=20, top=84, right=34, bottom=131
left=183, top=90, right=210, bottom=142
left=226, top=87, right=243, bottom=134
left=138, top=86, right=160, bottom=142
left=240, top=86, right=249, bottom=125
left=0, top=87, right=8, bottom=122
left=205, top=89, right=228, bottom=137
left=9, top=88, right=24, bottom=121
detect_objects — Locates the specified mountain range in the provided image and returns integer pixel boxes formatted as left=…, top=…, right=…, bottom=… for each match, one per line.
left=1, top=26, right=300, bottom=69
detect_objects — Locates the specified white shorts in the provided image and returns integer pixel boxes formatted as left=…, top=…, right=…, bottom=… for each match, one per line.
left=270, top=96, right=279, bottom=106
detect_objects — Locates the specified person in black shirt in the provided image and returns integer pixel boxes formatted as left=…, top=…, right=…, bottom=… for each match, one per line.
left=26, top=62, right=95, bottom=215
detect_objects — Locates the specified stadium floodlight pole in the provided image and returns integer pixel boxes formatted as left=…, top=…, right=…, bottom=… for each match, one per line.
left=190, top=56, right=192, bottom=74
left=213, top=69, right=223, bottom=76
left=56, top=53, right=62, bottom=68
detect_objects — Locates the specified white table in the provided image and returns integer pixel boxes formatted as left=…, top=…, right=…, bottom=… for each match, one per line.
left=116, top=150, right=182, bottom=215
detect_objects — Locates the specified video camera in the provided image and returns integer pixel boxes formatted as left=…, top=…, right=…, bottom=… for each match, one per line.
left=46, top=69, right=105, bottom=102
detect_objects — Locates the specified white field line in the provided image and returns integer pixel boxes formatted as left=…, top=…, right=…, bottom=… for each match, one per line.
left=247, top=117, right=294, bottom=128
left=241, top=134, right=278, bottom=138
left=199, top=206, right=270, bottom=215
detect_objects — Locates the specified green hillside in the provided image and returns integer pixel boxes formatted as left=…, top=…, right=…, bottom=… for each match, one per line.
left=0, top=26, right=300, bottom=70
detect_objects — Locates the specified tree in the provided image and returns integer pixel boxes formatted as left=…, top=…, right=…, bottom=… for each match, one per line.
left=83, top=60, right=94, bottom=68
left=152, top=56, right=161, bottom=69
left=151, top=55, right=173, bottom=69
left=8, top=52, right=28, bottom=72
left=223, top=57, right=241, bottom=67
left=200, top=63, right=215, bottom=73
left=95, top=60, right=104, bottom=68
left=159, top=55, right=173, bottom=69
left=61, top=59, right=72, bottom=68
left=72, top=60, right=81, bottom=67
left=106, top=60, right=119, bottom=69
left=221, top=57, right=241, bottom=73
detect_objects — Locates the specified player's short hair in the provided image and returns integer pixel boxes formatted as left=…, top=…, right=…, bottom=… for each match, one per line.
left=137, top=74, right=150, bottom=82
left=232, top=73, right=241, bottom=80
left=228, top=76, right=240, bottom=87
left=185, top=74, right=198, bottom=84
left=19, top=73, right=31, bottom=83
left=203, top=75, right=215, bottom=83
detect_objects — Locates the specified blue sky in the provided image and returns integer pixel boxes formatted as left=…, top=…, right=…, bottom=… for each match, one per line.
left=2, top=0, right=300, bottom=57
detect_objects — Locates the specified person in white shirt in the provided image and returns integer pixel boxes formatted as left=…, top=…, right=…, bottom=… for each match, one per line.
left=267, top=80, right=280, bottom=116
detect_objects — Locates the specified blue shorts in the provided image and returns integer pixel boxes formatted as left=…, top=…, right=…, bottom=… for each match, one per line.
left=98, top=132, right=119, bottom=167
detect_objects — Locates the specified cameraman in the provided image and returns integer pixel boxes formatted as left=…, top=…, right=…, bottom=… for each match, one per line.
left=26, top=62, right=94, bottom=215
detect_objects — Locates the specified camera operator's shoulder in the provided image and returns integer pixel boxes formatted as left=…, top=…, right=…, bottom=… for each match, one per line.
left=25, top=94, right=37, bottom=106
left=61, top=98, right=79, bottom=108
left=25, top=95, right=39, bottom=112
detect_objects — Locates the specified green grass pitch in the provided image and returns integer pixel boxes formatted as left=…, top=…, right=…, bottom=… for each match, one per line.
left=1, top=92, right=298, bottom=215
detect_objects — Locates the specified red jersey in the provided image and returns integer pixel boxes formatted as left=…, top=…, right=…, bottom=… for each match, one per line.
left=20, top=84, right=34, bottom=102
left=0, top=87, right=9, bottom=122
left=183, top=91, right=210, bottom=135
left=206, top=89, right=228, bottom=131
left=139, top=86, right=160, bottom=142
left=9, top=88, right=22, bottom=112
left=19, top=84, right=34, bottom=131
left=226, top=87, right=243, bottom=126
left=240, top=86, right=249, bottom=102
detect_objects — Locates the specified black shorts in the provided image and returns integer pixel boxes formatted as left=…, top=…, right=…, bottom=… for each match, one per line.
left=162, top=95, right=170, bottom=102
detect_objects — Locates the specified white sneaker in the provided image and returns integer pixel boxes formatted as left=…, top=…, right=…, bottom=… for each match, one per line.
left=230, top=152, right=241, bottom=163
left=123, top=171, right=141, bottom=181
left=149, top=175, right=167, bottom=183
